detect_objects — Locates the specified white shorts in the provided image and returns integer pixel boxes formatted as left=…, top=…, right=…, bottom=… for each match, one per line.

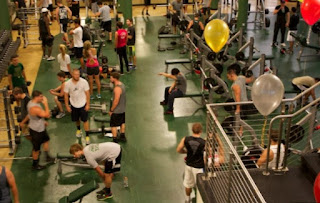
left=287, top=30, right=297, bottom=42
left=183, top=165, right=203, bottom=188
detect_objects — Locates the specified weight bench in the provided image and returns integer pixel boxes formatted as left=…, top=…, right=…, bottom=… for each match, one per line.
left=59, top=180, right=98, bottom=203
left=90, top=103, right=107, bottom=115
left=177, top=92, right=209, bottom=106
left=290, top=32, right=320, bottom=60
left=165, top=58, right=192, bottom=74
left=158, top=34, right=182, bottom=51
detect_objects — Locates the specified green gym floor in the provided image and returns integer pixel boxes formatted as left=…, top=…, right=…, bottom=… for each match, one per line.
left=10, top=14, right=320, bottom=202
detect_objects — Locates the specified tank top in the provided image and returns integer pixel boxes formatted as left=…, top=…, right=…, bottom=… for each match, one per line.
left=192, top=20, right=202, bottom=37
left=184, top=136, right=205, bottom=168
left=59, top=6, right=68, bottom=24
left=113, top=83, right=126, bottom=114
left=86, top=50, right=99, bottom=68
left=116, top=29, right=127, bottom=48
left=39, top=17, right=48, bottom=37
left=231, top=76, right=248, bottom=101
left=0, top=167, right=11, bottom=203
left=268, top=144, right=285, bottom=169
left=27, top=101, right=45, bottom=132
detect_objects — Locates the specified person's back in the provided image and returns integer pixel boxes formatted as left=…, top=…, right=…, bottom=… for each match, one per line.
left=176, top=74, right=187, bottom=95
left=39, top=15, right=48, bottom=37
left=100, top=5, right=111, bottom=22
left=113, top=83, right=126, bottom=114
left=232, top=75, right=248, bottom=101
left=289, top=12, right=299, bottom=31
left=127, top=25, right=135, bottom=46
left=116, top=29, right=127, bottom=48
left=58, top=5, right=68, bottom=23
left=184, top=136, right=205, bottom=168
left=268, top=143, right=285, bottom=169
left=28, top=100, right=45, bottom=132
left=57, top=53, right=71, bottom=72
left=73, top=26, right=83, bottom=48
left=192, top=19, right=202, bottom=37
left=0, top=166, right=11, bottom=203
left=292, top=76, right=316, bottom=87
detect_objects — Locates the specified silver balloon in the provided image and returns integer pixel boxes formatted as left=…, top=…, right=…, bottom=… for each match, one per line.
left=251, top=74, right=284, bottom=116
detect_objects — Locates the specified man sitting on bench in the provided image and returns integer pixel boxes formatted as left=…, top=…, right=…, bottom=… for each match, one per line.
left=292, top=76, right=320, bottom=105
left=69, top=142, right=122, bottom=200
left=159, top=68, right=187, bottom=115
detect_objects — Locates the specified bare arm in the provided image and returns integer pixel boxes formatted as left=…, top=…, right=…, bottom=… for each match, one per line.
left=114, top=32, right=118, bottom=48
left=158, top=72, right=177, bottom=80
left=85, top=90, right=90, bottom=111
left=6, top=168, right=19, bottom=203
left=64, top=92, right=71, bottom=112
left=92, top=11, right=101, bottom=17
left=55, top=8, right=60, bottom=24
left=67, top=6, right=72, bottom=18
left=245, top=75, right=254, bottom=84
left=186, top=20, right=193, bottom=32
left=199, top=22, right=205, bottom=31
left=95, top=166, right=105, bottom=178
left=257, top=149, right=274, bottom=167
left=8, top=74, right=13, bottom=90
left=110, top=87, right=122, bottom=112
left=20, top=115, right=29, bottom=126
left=29, top=101, right=50, bottom=118
left=176, top=137, right=187, bottom=153
left=311, top=89, right=316, bottom=100
left=22, top=70, right=27, bottom=82
left=286, top=12, right=290, bottom=26
left=232, top=84, right=241, bottom=113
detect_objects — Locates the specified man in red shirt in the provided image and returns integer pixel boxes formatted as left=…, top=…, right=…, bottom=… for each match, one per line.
left=115, top=22, right=129, bottom=74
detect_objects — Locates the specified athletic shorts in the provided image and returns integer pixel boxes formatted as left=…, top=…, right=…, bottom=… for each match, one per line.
left=127, top=45, right=135, bottom=57
left=110, top=113, right=125, bottom=127
left=57, top=96, right=64, bottom=103
left=183, top=0, right=188, bottom=4
left=87, top=66, right=100, bottom=76
left=292, top=82, right=308, bottom=91
left=183, top=165, right=203, bottom=188
left=48, top=4, right=53, bottom=12
left=74, top=47, right=83, bottom=58
left=41, top=35, right=54, bottom=47
left=101, top=20, right=112, bottom=32
left=62, top=71, right=71, bottom=77
left=287, top=30, right=297, bottom=42
left=144, top=0, right=151, bottom=5
left=104, top=149, right=122, bottom=173
left=71, top=105, right=88, bottom=122
left=60, top=23, right=68, bottom=33
left=29, top=128, right=50, bottom=151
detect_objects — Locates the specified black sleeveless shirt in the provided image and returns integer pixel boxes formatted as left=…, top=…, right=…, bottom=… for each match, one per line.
left=184, top=136, right=205, bottom=168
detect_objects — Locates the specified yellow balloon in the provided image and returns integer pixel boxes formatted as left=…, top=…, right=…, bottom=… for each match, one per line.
left=204, top=19, right=230, bottom=53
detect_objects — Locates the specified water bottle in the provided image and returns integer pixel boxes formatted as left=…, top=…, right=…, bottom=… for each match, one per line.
left=123, top=176, right=129, bottom=188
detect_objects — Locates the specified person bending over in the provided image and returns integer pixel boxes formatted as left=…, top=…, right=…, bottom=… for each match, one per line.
left=49, top=72, right=68, bottom=119
left=70, top=142, right=122, bottom=200
left=176, top=123, right=205, bottom=203
left=159, top=68, right=187, bottom=115
left=257, top=130, right=285, bottom=169
left=292, top=76, right=320, bottom=105
left=0, top=165, right=19, bottom=203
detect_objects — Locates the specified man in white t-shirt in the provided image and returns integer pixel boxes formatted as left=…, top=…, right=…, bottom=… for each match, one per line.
left=69, top=18, right=85, bottom=69
left=64, top=69, right=90, bottom=144
left=92, top=1, right=112, bottom=42
left=69, top=142, right=122, bottom=200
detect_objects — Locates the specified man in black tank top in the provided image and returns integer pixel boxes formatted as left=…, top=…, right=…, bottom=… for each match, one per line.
left=186, top=14, right=204, bottom=38
left=177, top=123, right=205, bottom=202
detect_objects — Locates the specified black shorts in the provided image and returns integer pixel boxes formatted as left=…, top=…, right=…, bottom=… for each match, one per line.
left=41, top=35, right=54, bottom=47
left=71, top=105, right=88, bottom=122
left=144, top=0, right=151, bottom=5
left=74, top=47, right=83, bottom=59
left=101, top=21, right=112, bottom=32
left=172, top=13, right=180, bottom=26
left=292, top=83, right=308, bottom=91
left=62, top=71, right=71, bottom=77
left=60, top=23, right=68, bottom=33
left=29, top=129, right=50, bottom=151
left=110, top=113, right=125, bottom=127
left=48, top=4, right=53, bottom=12
left=183, top=0, right=188, bottom=4
left=104, top=149, right=122, bottom=173
left=87, top=66, right=100, bottom=76
left=58, top=96, right=64, bottom=103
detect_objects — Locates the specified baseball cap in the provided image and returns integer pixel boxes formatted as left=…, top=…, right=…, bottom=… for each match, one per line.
left=41, top=8, right=48, bottom=13
left=280, top=0, right=286, bottom=3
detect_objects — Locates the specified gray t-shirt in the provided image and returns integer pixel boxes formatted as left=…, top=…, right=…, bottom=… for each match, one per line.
left=113, top=83, right=126, bottom=114
left=176, top=74, right=187, bottom=94
left=83, top=142, right=121, bottom=168
left=171, top=0, right=183, bottom=12
left=203, top=0, right=210, bottom=7
left=99, top=5, right=111, bottom=22
left=231, top=76, right=248, bottom=101
left=27, top=101, right=46, bottom=132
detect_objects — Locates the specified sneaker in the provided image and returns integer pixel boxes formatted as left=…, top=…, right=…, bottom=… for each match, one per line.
left=42, top=55, right=48, bottom=60
left=160, top=101, right=167, bottom=105
left=90, top=95, right=95, bottom=100
left=96, top=94, right=101, bottom=99
left=280, top=43, right=286, bottom=47
left=113, top=138, right=119, bottom=143
left=96, top=188, right=107, bottom=195
left=47, top=56, right=55, bottom=61
left=97, top=192, right=113, bottom=200
left=32, top=164, right=46, bottom=170
left=146, top=12, right=150, bottom=16
left=119, top=134, right=127, bottom=142
left=76, top=130, right=82, bottom=138
left=107, top=39, right=112, bottom=43
left=85, top=136, right=90, bottom=145
left=271, top=42, right=278, bottom=47
left=164, top=110, right=173, bottom=115
left=56, top=112, right=65, bottom=119
left=46, top=156, right=55, bottom=163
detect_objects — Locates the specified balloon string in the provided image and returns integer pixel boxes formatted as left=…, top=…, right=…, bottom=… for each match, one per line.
left=261, top=116, right=268, bottom=147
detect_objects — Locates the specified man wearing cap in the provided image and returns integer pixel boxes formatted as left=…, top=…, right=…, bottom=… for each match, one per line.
left=272, top=0, right=290, bottom=47
left=38, top=8, right=55, bottom=61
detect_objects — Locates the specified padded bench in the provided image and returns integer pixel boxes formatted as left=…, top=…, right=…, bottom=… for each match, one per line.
left=165, top=58, right=192, bottom=73
left=59, top=180, right=98, bottom=203
left=158, top=34, right=183, bottom=51
left=244, top=54, right=275, bottom=61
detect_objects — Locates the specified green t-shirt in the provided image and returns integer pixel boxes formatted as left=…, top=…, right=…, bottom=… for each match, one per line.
left=8, top=63, right=26, bottom=87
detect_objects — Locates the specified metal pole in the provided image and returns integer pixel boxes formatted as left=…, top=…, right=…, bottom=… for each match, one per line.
left=3, top=89, right=14, bottom=155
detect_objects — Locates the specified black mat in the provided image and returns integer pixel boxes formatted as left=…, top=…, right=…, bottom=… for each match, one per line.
left=301, top=152, right=320, bottom=182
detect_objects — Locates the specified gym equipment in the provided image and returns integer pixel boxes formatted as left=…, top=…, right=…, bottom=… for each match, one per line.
left=158, top=34, right=183, bottom=51
left=90, top=102, right=108, bottom=115
left=164, top=58, right=192, bottom=74
left=246, top=0, right=270, bottom=29
left=290, top=32, right=320, bottom=61
left=59, top=180, right=98, bottom=203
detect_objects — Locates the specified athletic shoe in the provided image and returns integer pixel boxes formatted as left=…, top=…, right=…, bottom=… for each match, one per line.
left=146, top=12, right=150, bottom=16
left=76, top=130, right=82, bottom=138
left=113, top=138, right=119, bottom=143
left=56, top=112, right=65, bottom=119
left=47, top=56, right=55, bottom=61
left=96, top=94, right=101, bottom=99
left=160, top=101, right=167, bottom=105
left=90, top=95, right=95, bottom=100
left=96, top=188, right=107, bottom=195
left=32, top=164, right=46, bottom=170
left=97, top=192, right=113, bottom=200
left=164, top=110, right=173, bottom=115
left=42, top=55, right=48, bottom=60
left=46, top=156, right=55, bottom=163
left=85, top=136, right=90, bottom=145
left=119, top=134, right=127, bottom=142
left=280, top=43, right=286, bottom=47
left=271, top=42, right=278, bottom=47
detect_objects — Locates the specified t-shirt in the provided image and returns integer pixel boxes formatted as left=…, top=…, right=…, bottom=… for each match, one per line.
left=275, top=5, right=289, bottom=23
left=289, top=14, right=299, bottom=30
left=64, top=78, right=89, bottom=108
left=21, top=95, right=31, bottom=120
left=292, top=76, right=316, bottom=87
left=58, top=6, right=69, bottom=23
left=84, top=142, right=121, bottom=169
left=171, top=0, right=183, bottom=12
left=41, top=0, right=49, bottom=8
left=232, top=75, right=248, bottom=101
left=127, top=25, right=135, bottom=46
left=176, top=74, right=187, bottom=94
left=203, top=0, right=210, bottom=7
left=8, top=63, right=26, bottom=87
left=73, top=26, right=83, bottom=48
left=99, top=5, right=111, bottom=22
left=15, top=0, right=26, bottom=8
left=184, top=136, right=205, bottom=168
left=57, top=53, right=71, bottom=72
left=116, top=29, right=127, bottom=48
